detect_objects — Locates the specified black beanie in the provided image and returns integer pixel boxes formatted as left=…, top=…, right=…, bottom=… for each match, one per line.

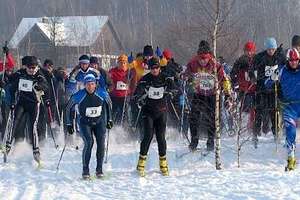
left=292, top=35, right=300, bottom=47
left=44, top=59, right=54, bottom=66
left=197, top=40, right=211, bottom=55
left=26, top=56, right=38, bottom=66
left=148, top=57, right=160, bottom=68
left=90, top=56, right=99, bottom=64
left=143, top=45, right=154, bottom=57
left=21, top=56, right=32, bottom=66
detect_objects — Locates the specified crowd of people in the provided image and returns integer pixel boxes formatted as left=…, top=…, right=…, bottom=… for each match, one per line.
left=1, top=35, right=300, bottom=179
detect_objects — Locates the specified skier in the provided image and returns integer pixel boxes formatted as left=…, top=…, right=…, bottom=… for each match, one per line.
left=65, top=74, right=113, bottom=179
left=184, top=40, right=232, bottom=151
left=230, top=41, right=257, bottom=133
left=89, top=56, right=112, bottom=90
left=134, top=57, right=175, bottom=177
left=265, top=48, right=300, bottom=171
left=109, top=54, right=137, bottom=125
left=251, top=37, right=286, bottom=147
left=5, top=56, right=50, bottom=164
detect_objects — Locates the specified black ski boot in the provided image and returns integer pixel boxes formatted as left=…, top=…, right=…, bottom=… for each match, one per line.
left=82, top=167, right=90, bottom=180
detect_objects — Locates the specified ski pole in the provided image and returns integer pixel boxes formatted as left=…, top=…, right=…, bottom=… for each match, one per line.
left=133, top=106, right=142, bottom=130
left=2, top=41, right=8, bottom=82
left=56, top=142, right=67, bottom=173
left=104, top=129, right=110, bottom=164
left=50, top=79, right=61, bottom=126
left=47, top=105, right=59, bottom=149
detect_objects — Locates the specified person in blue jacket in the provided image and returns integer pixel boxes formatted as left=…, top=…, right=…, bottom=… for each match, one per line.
left=65, top=55, right=106, bottom=97
left=265, top=48, right=300, bottom=171
left=65, top=74, right=113, bottom=179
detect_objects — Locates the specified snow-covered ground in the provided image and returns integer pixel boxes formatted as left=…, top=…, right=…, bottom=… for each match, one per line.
left=1, top=127, right=300, bottom=200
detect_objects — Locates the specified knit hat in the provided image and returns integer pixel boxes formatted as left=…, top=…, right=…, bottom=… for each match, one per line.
left=287, top=48, right=300, bottom=61
left=292, top=35, right=300, bottom=47
left=79, top=55, right=90, bottom=64
left=197, top=40, right=211, bottom=55
left=21, top=56, right=32, bottom=66
left=163, top=49, right=173, bottom=60
left=118, top=54, right=128, bottom=63
left=244, top=41, right=256, bottom=52
left=90, top=56, right=99, bottom=64
left=143, top=45, right=154, bottom=57
left=44, top=59, right=54, bottom=66
left=26, top=56, right=39, bottom=67
left=84, top=74, right=96, bottom=84
left=264, top=37, right=277, bottom=49
left=148, top=57, right=160, bottom=69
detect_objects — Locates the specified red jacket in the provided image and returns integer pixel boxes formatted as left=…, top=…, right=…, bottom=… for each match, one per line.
left=0, top=53, right=15, bottom=72
left=109, top=67, right=137, bottom=98
left=185, top=55, right=231, bottom=96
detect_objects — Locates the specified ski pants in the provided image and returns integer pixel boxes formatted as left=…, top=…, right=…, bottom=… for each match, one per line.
left=283, top=103, right=300, bottom=157
left=37, top=103, right=57, bottom=142
left=189, top=94, right=217, bottom=148
left=1, top=102, right=10, bottom=140
left=79, top=120, right=106, bottom=173
left=111, top=96, right=126, bottom=125
left=140, top=112, right=167, bottom=157
left=7, top=101, right=41, bottom=153
left=254, top=91, right=276, bottom=136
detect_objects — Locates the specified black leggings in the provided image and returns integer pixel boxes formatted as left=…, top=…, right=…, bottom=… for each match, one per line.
left=140, top=112, right=167, bottom=157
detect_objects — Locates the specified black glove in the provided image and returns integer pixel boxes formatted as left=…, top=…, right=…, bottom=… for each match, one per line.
left=67, top=125, right=74, bottom=135
left=106, top=120, right=113, bottom=129
left=2, top=45, right=9, bottom=55
left=34, top=84, right=43, bottom=91
left=10, top=104, right=15, bottom=110
left=137, top=98, right=145, bottom=108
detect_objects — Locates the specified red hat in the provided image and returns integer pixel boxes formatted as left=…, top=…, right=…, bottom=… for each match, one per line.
left=287, top=48, right=300, bottom=61
left=163, top=49, right=173, bottom=60
left=244, top=41, right=256, bottom=52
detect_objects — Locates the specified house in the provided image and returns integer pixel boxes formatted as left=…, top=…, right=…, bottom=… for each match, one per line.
left=9, top=16, right=124, bottom=68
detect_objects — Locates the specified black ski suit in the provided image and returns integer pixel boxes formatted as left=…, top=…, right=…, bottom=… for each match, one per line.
left=134, top=72, right=175, bottom=157
left=6, top=69, right=49, bottom=156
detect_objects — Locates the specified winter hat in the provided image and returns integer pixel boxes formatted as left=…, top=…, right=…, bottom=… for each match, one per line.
left=163, top=49, right=173, bottom=60
left=148, top=57, right=160, bottom=69
left=90, top=56, right=99, bottom=64
left=79, top=55, right=90, bottom=64
left=264, top=37, right=277, bottom=49
left=84, top=74, right=96, bottom=84
left=26, top=56, right=39, bottom=67
left=197, top=40, right=211, bottom=55
left=44, top=59, right=54, bottom=66
left=21, top=56, right=32, bottom=66
left=118, top=54, right=128, bottom=63
left=287, top=48, right=300, bottom=61
left=143, top=45, right=154, bottom=57
left=292, top=35, right=300, bottom=47
left=244, top=41, right=256, bottom=52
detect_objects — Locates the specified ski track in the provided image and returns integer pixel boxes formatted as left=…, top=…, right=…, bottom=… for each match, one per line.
left=1, top=127, right=300, bottom=200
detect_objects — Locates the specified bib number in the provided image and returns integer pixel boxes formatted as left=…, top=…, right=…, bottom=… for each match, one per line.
left=194, top=72, right=215, bottom=90
left=148, top=87, right=164, bottom=99
left=116, top=81, right=128, bottom=90
left=85, top=106, right=102, bottom=117
left=18, top=79, right=33, bottom=92
left=265, top=65, right=278, bottom=77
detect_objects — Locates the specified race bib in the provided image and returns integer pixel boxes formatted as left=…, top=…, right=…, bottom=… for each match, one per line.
left=148, top=87, right=164, bottom=99
left=265, top=65, right=278, bottom=77
left=18, top=79, right=33, bottom=92
left=116, top=81, right=128, bottom=90
left=85, top=106, right=102, bottom=118
left=193, top=72, right=215, bottom=90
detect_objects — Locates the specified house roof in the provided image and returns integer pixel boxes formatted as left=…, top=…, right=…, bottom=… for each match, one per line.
left=9, top=16, right=110, bottom=48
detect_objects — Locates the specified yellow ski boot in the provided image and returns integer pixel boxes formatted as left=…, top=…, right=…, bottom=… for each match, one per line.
left=159, top=156, right=169, bottom=176
left=136, top=155, right=147, bottom=177
left=285, top=156, right=296, bottom=171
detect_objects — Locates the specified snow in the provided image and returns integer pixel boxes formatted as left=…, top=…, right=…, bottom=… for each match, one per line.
left=1, top=126, right=300, bottom=200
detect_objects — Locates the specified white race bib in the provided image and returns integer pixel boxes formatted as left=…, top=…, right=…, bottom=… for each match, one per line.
left=148, top=87, right=164, bottom=99
left=85, top=106, right=102, bottom=118
left=265, top=65, right=278, bottom=77
left=193, top=72, right=215, bottom=90
left=18, top=79, right=33, bottom=92
left=116, top=81, right=128, bottom=90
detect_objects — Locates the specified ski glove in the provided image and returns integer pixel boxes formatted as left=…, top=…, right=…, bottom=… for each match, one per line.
left=67, top=125, right=74, bottom=135
left=155, top=46, right=163, bottom=58
left=2, top=46, right=9, bottom=55
left=106, top=120, right=113, bottom=129
left=10, top=104, right=15, bottom=110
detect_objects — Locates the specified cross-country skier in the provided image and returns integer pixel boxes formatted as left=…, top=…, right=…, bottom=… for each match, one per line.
left=5, top=56, right=50, bottom=164
left=65, top=74, right=113, bottom=179
left=251, top=37, right=286, bottom=147
left=134, top=57, right=175, bottom=177
left=265, top=48, right=300, bottom=171
left=185, top=40, right=232, bottom=151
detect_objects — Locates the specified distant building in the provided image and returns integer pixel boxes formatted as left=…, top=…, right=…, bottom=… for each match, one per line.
left=9, top=16, right=124, bottom=67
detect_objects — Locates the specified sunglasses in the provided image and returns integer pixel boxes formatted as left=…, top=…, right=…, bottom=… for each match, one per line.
left=27, top=65, right=38, bottom=69
left=150, top=65, right=160, bottom=69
